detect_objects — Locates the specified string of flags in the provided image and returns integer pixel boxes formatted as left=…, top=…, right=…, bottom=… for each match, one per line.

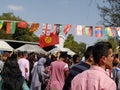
left=0, top=20, right=120, bottom=38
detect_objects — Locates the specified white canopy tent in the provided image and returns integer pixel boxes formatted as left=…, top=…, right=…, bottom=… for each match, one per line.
left=48, top=47, right=76, bottom=56
left=0, top=40, right=14, bottom=51
left=15, top=44, right=46, bottom=54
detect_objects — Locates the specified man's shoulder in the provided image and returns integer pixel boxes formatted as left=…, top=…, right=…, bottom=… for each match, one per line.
left=71, top=62, right=90, bottom=70
left=18, top=58, right=29, bottom=62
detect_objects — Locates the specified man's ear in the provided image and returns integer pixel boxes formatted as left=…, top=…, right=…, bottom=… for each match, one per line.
left=100, top=56, right=106, bottom=65
left=89, top=55, right=93, bottom=62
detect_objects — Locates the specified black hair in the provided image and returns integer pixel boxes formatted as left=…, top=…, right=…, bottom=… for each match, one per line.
left=72, top=54, right=80, bottom=63
left=84, top=46, right=94, bottom=60
left=59, top=51, right=68, bottom=58
left=93, top=42, right=112, bottom=64
left=1, top=53, right=24, bottom=90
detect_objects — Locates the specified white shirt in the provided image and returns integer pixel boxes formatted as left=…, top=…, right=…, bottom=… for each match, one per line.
left=18, top=58, right=29, bottom=81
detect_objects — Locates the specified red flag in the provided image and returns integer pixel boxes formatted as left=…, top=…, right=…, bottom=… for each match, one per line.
left=17, top=21, right=28, bottom=29
left=63, top=24, right=72, bottom=35
left=29, top=23, right=39, bottom=32
left=39, top=32, right=59, bottom=48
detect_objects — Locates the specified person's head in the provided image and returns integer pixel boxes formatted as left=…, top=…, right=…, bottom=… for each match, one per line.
left=17, top=51, right=23, bottom=58
left=38, top=57, right=47, bottom=66
left=23, top=51, right=28, bottom=59
left=1, top=53, right=24, bottom=90
left=93, top=41, right=114, bottom=69
left=84, top=46, right=94, bottom=65
left=59, top=51, right=68, bottom=61
left=72, top=54, right=80, bottom=64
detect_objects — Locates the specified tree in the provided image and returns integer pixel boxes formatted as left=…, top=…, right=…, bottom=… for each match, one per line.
left=107, top=37, right=118, bottom=52
left=0, top=12, right=39, bottom=42
left=64, top=34, right=86, bottom=57
left=98, top=0, right=120, bottom=47
left=98, top=0, right=120, bottom=27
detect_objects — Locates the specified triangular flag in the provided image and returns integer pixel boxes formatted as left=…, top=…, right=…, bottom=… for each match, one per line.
left=53, top=24, right=62, bottom=35
left=63, top=24, right=72, bottom=35
left=29, top=23, right=39, bottom=32
left=95, top=26, right=103, bottom=37
left=105, top=27, right=114, bottom=37
left=84, top=26, right=93, bottom=36
left=75, top=25, right=84, bottom=36
left=0, top=20, right=4, bottom=30
left=17, top=21, right=28, bottom=29
left=6, top=21, right=16, bottom=34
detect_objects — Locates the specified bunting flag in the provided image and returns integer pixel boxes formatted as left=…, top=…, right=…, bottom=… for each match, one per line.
left=53, top=24, right=62, bottom=35
left=17, top=21, right=28, bottom=29
left=6, top=21, right=16, bottom=34
left=63, top=24, right=72, bottom=35
left=105, top=27, right=114, bottom=37
left=75, top=25, right=84, bottom=36
left=115, top=27, right=120, bottom=37
left=42, top=23, right=51, bottom=35
left=0, top=20, right=4, bottom=30
left=95, top=26, right=103, bottom=37
left=29, top=23, right=39, bottom=32
left=39, top=32, right=59, bottom=48
left=84, top=26, right=93, bottom=36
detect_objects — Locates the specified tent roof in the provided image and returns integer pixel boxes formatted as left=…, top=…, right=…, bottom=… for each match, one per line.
left=48, top=47, right=75, bottom=56
left=15, top=44, right=46, bottom=53
left=0, top=40, right=14, bottom=51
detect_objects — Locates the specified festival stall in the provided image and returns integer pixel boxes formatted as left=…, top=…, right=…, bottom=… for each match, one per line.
left=15, top=44, right=46, bottom=54
left=48, top=47, right=75, bottom=56
left=0, top=40, right=14, bottom=51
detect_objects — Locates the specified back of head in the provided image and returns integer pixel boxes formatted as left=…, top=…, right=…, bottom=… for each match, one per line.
left=17, top=51, right=23, bottom=58
left=84, top=46, right=94, bottom=60
left=72, top=54, right=80, bottom=63
left=93, top=41, right=112, bottom=64
left=59, top=51, right=68, bottom=59
left=38, top=57, right=46, bottom=65
left=1, top=53, right=24, bottom=90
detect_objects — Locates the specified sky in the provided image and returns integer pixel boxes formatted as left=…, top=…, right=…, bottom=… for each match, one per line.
left=0, top=0, right=107, bottom=46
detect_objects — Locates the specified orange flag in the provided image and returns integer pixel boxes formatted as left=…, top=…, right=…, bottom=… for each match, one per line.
left=29, top=23, right=39, bottom=32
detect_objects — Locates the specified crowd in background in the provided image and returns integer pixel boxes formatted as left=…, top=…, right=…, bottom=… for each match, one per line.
left=0, top=41, right=119, bottom=90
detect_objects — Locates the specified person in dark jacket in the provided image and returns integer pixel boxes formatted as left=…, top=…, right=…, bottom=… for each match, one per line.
left=63, top=46, right=94, bottom=90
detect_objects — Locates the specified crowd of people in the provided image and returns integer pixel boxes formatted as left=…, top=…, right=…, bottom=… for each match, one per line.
left=0, top=41, right=119, bottom=90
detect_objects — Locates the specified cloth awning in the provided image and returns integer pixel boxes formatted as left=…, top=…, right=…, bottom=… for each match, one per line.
left=0, top=40, right=14, bottom=51
left=15, top=44, right=46, bottom=54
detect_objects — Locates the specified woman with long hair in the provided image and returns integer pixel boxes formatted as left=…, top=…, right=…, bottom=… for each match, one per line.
left=0, top=53, right=29, bottom=90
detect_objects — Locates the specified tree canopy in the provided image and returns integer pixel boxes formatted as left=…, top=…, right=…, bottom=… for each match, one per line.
left=64, top=34, right=86, bottom=57
left=0, top=12, right=39, bottom=42
left=98, top=0, right=120, bottom=27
